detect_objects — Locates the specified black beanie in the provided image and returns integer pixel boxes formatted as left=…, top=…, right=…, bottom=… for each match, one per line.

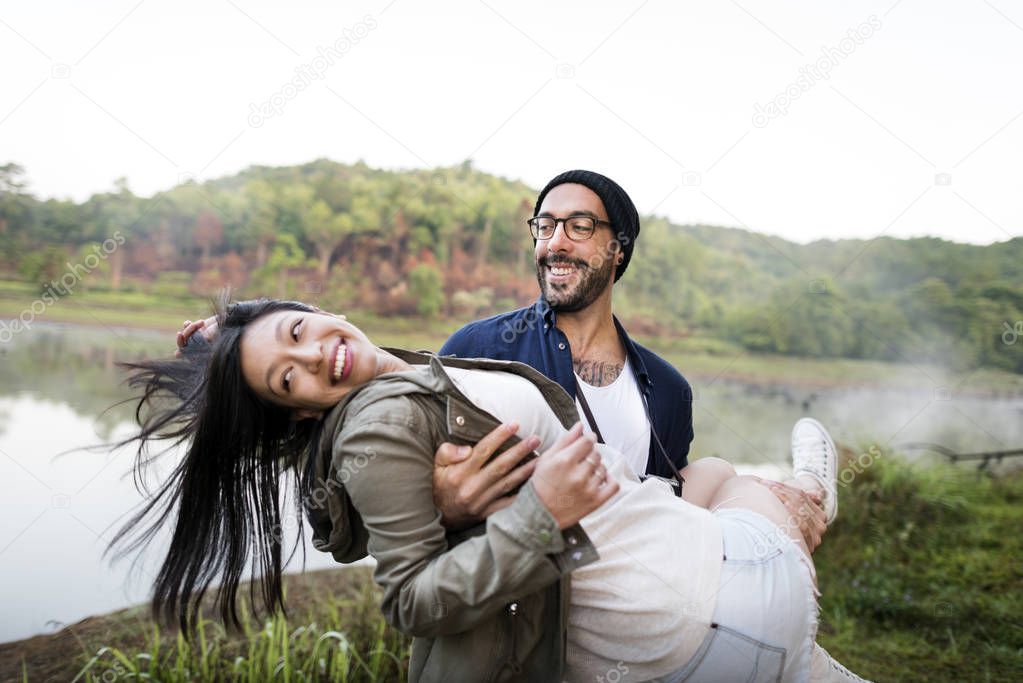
left=533, top=169, right=640, bottom=282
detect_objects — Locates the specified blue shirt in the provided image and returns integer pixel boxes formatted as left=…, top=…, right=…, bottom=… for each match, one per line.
left=439, top=297, right=694, bottom=475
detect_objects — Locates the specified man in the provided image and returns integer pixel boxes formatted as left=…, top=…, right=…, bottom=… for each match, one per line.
left=433, top=169, right=827, bottom=548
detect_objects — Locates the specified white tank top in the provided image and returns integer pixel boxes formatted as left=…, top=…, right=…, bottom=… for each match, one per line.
left=574, top=359, right=651, bottom=475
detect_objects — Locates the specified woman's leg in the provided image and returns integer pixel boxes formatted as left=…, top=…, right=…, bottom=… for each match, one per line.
left=708, top=474, right=815, bottom=572
left=679, top=457, right=737, bottom=508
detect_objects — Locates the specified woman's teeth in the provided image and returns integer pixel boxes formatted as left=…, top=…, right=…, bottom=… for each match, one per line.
left=333, top=342, right=347, bottom=381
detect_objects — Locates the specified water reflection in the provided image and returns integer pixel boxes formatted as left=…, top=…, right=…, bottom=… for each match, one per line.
left=0, top=325, right=342, bottom=644
left=0, top=323, right=170, bottom=438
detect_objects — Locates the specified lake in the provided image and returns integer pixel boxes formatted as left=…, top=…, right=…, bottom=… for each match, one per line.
left=1, top=323, right=1021, bottom=644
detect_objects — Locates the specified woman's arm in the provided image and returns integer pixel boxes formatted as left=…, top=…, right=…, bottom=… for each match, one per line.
left=335, top=410, right=602, bottom=638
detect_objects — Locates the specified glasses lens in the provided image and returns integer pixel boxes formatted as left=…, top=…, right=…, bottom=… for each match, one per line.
left=532, top=217, right=556, bottom=238
left=566, top=216, right=596, bottom=240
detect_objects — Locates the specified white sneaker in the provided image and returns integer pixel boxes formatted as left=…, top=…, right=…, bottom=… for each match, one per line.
left=791, top=417, right=838, bottom=524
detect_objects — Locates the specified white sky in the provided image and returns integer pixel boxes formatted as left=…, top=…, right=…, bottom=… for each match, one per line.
left=2, top=0, right=1021, bottom=245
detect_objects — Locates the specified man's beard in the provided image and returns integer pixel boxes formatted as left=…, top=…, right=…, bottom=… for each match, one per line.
left=536, top=252, right=616, bottom=313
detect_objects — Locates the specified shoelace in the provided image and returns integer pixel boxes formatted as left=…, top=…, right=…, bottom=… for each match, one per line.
left=792, top=435, right=830, bottom=476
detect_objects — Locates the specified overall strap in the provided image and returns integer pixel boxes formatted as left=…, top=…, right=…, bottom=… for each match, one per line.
left=574, top=372, right=685, bottom=496
left=573, top=375, right=606, bottom=444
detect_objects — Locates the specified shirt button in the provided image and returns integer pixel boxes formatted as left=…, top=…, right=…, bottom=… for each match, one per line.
left=571, top=550, right=582, bottom=561
left=508, top=602, right=519, bottom=614
left=558, top=342, right=566, bottom=350
left=455, top=415, right=465, bottom=426
left=566, top=535, right=578, bottom=546
left=544, top=324, right=549, bottom=330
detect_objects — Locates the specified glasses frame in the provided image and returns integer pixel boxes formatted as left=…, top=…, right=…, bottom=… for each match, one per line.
left=527, top=214, right=612, bottom=242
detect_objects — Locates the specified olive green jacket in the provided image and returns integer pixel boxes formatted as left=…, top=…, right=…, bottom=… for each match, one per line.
left=305, top=349, right=599, bottom=682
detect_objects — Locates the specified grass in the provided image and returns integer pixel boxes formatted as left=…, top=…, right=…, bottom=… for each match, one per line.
left=812, top=449, right=1023, bottom=681
left=0, top=280, right=210, bottom=332
left=3, top=454, right=1020, bottom=682
left=1, top=567, right=409, bottom=683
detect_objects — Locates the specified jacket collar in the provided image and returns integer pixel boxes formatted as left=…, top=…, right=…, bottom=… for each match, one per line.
left=317, top=347, right=581, bottom=460
left=306, top=348, right=582, bottom=561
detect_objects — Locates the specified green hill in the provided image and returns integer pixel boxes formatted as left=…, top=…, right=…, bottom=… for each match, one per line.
left=1, top=159, right=1020, bottom=372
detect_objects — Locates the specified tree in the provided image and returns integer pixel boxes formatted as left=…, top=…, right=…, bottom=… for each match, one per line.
left=243, top=180, right=279, bottom=267
left=0, top=162, right=32, bottom=241
left=305, top=199, right=352, bottom=278
left=193, top=210, right=223, bottom=262
left=409, top=263, right=444, bottom=316
left=261, top=233, right=309, bottom=298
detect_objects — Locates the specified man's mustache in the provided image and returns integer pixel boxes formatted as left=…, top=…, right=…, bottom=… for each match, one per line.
left=539, top=256, right=592, bottom=271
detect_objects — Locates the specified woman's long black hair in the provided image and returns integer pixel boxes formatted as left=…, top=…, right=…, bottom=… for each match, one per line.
left=108, top=296, right=323, bottom=635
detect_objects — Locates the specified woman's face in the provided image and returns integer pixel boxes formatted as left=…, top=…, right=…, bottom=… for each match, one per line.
left=240, top=310, right=381, bottom=419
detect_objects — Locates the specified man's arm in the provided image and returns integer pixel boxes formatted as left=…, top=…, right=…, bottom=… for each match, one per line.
left=767, top=480, right=827, bottom=553
left=438, top=322, right=478, bottom=357
left=432, top=422, right=541, bottom=528
left=434, top=323, right=540, bottom=527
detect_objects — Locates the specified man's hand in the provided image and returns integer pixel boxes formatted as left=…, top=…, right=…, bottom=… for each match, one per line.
left=531, top=423, right=619, bottom=529
left=433, top=422, right=541, bottom=529
left=175, top=316, right=218, bottom=356
left=766, top=480, right=827, bottom=553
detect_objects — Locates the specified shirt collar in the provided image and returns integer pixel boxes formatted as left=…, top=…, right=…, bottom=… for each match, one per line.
left=613, top=315, right=651, bottom=386
left=535, top=295, right=555, bottom=330
left=534, top=295, right=651, bottom=386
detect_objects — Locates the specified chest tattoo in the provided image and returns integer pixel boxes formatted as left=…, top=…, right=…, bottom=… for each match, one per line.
left=574, top=358, right=624, bottom=387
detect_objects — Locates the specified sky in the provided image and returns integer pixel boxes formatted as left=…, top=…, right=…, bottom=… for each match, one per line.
left=2, top=0, right=1021, bottom=245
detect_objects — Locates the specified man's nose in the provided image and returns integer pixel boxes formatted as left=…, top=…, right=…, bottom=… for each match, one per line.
left=546, top=222, right=574, bottom=253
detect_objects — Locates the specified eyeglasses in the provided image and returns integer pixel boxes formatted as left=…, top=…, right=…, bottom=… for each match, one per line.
left=527, top=214, right=611, bottom=241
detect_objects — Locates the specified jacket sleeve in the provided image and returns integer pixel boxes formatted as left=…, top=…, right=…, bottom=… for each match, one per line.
left=335, top=414, right=597, bottom=638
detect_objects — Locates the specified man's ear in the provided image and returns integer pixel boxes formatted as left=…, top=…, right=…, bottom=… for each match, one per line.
left=292, top=407, right=324, bottom=421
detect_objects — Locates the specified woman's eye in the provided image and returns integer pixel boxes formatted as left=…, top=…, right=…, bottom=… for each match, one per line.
left=283, top=369, right=293, bottom=391
left=291, top=318, right=302, bottom=341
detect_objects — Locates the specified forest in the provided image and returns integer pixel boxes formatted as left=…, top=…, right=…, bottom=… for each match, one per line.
left=1, top=159, right=1020, bottom=372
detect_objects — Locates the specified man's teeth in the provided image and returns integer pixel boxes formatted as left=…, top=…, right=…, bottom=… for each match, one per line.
left=550, top=265, right=575, bottom=276
left=333, top=343, right=347, bottom=380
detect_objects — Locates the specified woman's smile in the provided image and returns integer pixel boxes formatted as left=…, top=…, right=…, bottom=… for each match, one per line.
left=329, top=336, right=354, bottom=384
left=240, top=310, right=380, bottom=417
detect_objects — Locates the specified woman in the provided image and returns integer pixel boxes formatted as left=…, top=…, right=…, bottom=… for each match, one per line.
left=119, top=298, right=868, bottom=682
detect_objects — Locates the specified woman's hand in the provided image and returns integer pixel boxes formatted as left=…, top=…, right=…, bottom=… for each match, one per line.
left=531, top=422, right=619, bottom=529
